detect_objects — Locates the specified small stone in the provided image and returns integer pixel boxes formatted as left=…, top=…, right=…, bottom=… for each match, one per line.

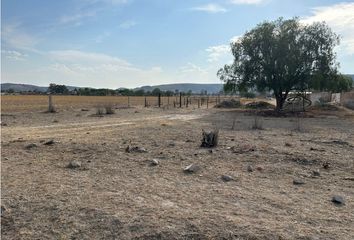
left=53, top=119, right=59, bottom=123
left=285, top=142, right=292, bottom=147
left=151, top=159, right=159, bottom=166
left=186, top=139, right=193, bottom=143
left=293, top=179, right=305, bottom=185
left=135, top=147, right=147, bottom=153
left=67, top=160, right=81, bottom=169
left=323, top=162, right=330, bottom=169
left=209, top=149, right=213, bottom=154
left=25, top=143, right=37, bottom=149
left=221, top=175, right=233, bottom=182
left=168, top=142, right=176, bottom=147
left=1, top=205, right=6, bottom=216
left=312, top=170, right=321, bottom=177
left=1, top=123, right=8, bottom=126
left=43, top=140, right=55, bottom=145
left=247, top=165, right=254, bottom=172
left=81, top=108, right=89, bottom=111
left=256, top=166, right=264, bottom=171
left=231, top=138, right=235, bottom=141
left=4, top=157, right=9, bottom=160
left=125, top=146, right=147, bottom=153
left=184, top=164, right=200, bottom=173
left=332, top=195, right=345, bottom=205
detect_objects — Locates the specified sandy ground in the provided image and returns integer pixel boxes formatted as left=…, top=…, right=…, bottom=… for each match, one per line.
left=1, top=105, right=354, bottom=239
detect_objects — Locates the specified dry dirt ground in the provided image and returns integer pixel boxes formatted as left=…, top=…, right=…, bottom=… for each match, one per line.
left=1, top=104, right=354, bottom=239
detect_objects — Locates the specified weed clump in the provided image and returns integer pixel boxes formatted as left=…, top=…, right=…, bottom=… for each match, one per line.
left=104, top=105, right=115, bottom=114
left=215, top=99, right=241, bottom=108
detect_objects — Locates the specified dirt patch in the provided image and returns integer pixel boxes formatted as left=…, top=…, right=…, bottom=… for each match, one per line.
left=1, top=104, right=354, bottom=239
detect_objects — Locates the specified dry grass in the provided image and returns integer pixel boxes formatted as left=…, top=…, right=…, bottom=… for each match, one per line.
left=1, top=99, right=354, bottom=239
left=0, top=95, right=266, bottom=113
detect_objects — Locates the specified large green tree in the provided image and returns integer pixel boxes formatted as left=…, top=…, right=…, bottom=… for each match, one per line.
left=218, top=18, right=343, bottom=111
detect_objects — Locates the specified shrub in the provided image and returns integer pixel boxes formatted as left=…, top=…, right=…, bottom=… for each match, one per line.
left=245, top=101, right=274, bottom=110
left=96, top=107, right=105, bottom=116
left=105, top=105, right=115, bottom=114
left=215, top=99, right=241, bottom=108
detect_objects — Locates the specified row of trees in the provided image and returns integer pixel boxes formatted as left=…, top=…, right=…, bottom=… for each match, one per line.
left=218, top=17, right=352, bottom=111
left=47, top=84, right=196, bottom=96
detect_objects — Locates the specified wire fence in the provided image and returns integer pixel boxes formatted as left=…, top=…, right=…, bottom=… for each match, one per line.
left=1, top=94, right=241, bottom=113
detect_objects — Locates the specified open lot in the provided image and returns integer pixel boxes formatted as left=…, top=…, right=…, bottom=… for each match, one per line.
left=1, top=96, right=354, bottom=239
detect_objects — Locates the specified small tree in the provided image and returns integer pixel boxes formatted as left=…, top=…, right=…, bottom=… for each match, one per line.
left=218, top=17, right=342, bottom=111
left=152, top=88, right=162, bottom=96
left=48, top=83, right=69, bottom=94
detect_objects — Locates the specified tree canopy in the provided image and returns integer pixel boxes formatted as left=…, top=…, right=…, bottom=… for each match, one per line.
left=48, top=83, right=69, bottom=94
left=217, top=17, right=347, bottom=111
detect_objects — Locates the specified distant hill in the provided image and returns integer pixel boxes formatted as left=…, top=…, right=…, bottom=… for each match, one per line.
left=1, top=83, right=78, bottom=92
left=1, top=83, right=223, bottom=93
left=1, top=83, right=48, bottom=92
left=134, top=83, right=223, bottom=94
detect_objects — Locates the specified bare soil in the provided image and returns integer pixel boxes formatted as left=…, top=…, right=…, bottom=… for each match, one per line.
left=1, top=105, right=354, bottom=239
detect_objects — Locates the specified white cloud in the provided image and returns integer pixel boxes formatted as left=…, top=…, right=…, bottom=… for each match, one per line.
left=179, top=63, right=208, bottom=74
left=119, top=20, right=137, bottom=29
left=94, top=31, right=111, bottom=43
left=2, top=22, right=40, bottom=52
left=191, top=3, right=227, bottom=13
left=48, top=50, right=131, bottom=67
left=230, top=35, right=242, bottom=43
left=229, top=0, right=265, bottom=5
left=2, top=50, right=28, bottom=61
left=302, top=2, right=354, bottom=55
left=206, top=45, right=230, bottom=62
left=59, top=11, right=96, bottom=25
left=205, top=35, right=240, bottom=62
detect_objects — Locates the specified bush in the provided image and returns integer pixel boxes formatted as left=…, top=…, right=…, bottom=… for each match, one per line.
left=105, top=105, right=115, bottom=114
left=96, top=107, right=105, bottom=116
left=245, top=101, right=274, bottom=110
left=215, top=99, right=241, bottom=108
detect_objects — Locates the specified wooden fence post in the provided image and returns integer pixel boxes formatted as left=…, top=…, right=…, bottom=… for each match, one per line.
left=207, top=96, right=209, bottom=109
left=48, top=94, right=55, bottom=112
left=180, top=93, right=182, bottom=108
left=128, top=96, right=130, bottom=107
left=198, top=99, right=200, bottom=108
left=145, top=96, right=147, bottom=107
left=158, top=93, right=161, bottom=107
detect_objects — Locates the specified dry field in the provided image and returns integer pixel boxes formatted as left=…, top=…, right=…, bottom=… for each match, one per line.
left=0, top=95, right=228, bottom=113
left=1, top=95, right=354, bottom=239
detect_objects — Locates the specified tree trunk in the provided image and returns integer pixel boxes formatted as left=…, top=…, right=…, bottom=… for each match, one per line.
left=275, top=95, right=286, bottom=112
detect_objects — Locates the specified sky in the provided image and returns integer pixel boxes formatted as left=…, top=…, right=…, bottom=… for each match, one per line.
left=1, top=0, right=354, bottom=89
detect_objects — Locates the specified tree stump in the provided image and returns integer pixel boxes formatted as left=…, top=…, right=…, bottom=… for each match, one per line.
left=201, top=129, right=219, bottom=148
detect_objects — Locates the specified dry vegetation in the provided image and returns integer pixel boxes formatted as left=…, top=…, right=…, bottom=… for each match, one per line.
left=1, top=96, right=354, bottom=239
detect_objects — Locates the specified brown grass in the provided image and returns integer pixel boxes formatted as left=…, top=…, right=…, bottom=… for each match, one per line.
left=1, top=97, right=354, bottom=239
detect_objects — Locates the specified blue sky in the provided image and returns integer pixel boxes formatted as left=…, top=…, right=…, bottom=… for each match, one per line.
left=2, top=0, right=354, bottom=88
